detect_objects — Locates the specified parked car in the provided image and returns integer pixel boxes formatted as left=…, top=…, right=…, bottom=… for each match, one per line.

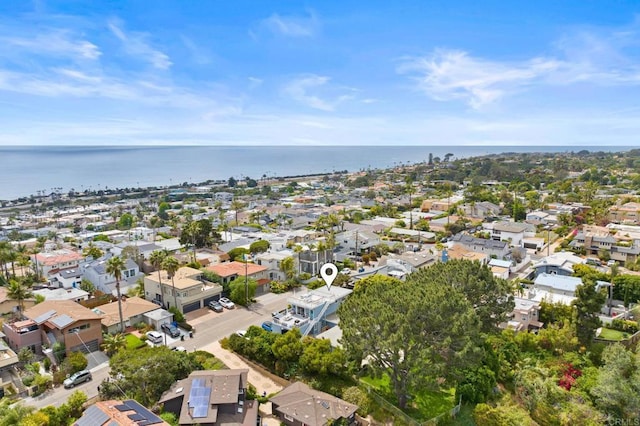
left=161, top=323, right=181, bottom=338
left=236, top=330, right=247, bottom=337
left=63, top=370, right=92, bottom=388
left=146, top=330, right=163, bottom=344
left=208, top=300, right=224, bottom=312
left=219, top=297, right=235, bottom=309
left=261, top=321, right=273, bottom=332
left=341, top=268, right=351, bottom=275
left=607, top=260, right=616, bottom=267
left=171, top=346, right=187, bottom=352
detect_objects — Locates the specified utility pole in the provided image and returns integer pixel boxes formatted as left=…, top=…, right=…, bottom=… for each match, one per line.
left=244, top=254, right=249, bottom=307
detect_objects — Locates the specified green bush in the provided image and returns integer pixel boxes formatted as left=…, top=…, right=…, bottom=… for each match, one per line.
left=610, top=319, right=638, bottom=334
left=169, top=307, right=185, bottom=323
left=43, top=357, right=51, bottom=372
left=270, top=282, right=289, bottom=294
left=22, top=374, right=35, bottom=387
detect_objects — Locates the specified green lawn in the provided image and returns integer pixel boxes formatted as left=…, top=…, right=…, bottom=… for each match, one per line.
left=125, top=334, right=147, bottom=350
left=598, top=327, right=629, bottom=341
left=361, top=374, right=457, bottom=421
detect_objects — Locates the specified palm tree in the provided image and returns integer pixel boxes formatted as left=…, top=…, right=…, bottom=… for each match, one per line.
left=7, top=279, right=32, bottom=312
left=101, top=333, right=126, bottom=356
left=230, top=199, right=244, bottom=225
left=280, top=256, right=296, bottom=282
left=162, top=256, right=180, bottom=310
left=106, top=256, right=126, bottom=333
left=149, top=250, right=168, bottom=305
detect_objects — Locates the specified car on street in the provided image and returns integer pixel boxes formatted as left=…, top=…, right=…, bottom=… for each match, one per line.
left=219, top=297, right=235, bottom=309
left=261, top=321, right=273, bottom=332
left=161, top=323, right=181, bottom=338
left=607, top=260, right=616, bottom=267
left=172, top=346, right=187, bottom=352
left=63, top=370, right=92, bottom=388
left=146, top=330, right=163, bottom=344
left=236, top=330, right=247, bottom=337
left=341, top=268, right=351, bottom=275
left=208, top=300, right=224, bottom=312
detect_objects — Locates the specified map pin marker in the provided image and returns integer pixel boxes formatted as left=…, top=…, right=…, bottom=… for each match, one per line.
left=320, top=263, right=338, bottom=291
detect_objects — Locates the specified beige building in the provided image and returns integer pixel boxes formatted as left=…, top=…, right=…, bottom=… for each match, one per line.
left=94, top=296, right=168, bottom=334
left=143, top=267, right=223, bottom=314
left=608, top=202, right=640, bottom=224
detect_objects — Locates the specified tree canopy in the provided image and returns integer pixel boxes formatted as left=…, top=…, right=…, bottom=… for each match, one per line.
left=405, top=259, right=515, bottom=333
left=338, top=271, right=483, bottom=409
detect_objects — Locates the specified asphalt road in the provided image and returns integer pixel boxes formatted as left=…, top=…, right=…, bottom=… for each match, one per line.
left=23, top=291, right=294, bottom=409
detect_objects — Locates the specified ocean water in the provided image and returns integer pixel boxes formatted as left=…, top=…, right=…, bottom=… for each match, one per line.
left=0, top=145, right=632, bottom=201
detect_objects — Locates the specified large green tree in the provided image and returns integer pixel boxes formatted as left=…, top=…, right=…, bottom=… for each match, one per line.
left=100, top=346, right=198, bottom=406
left=228, top=276, right=257, bottom=306
left=405, top=259, right=514, bottom=333
left=572, top=278, right=606, bottom=346
left=338, top=274, right=482, bottom=409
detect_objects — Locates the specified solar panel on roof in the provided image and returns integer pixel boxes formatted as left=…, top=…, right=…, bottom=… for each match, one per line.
left=75, top=405, right=110, bottom=426
left=114, top=404, right=130, bottom=412
left=33, top=309, right=56, bottom=324
left=193, top=405, right=209, bottom=418
left=50, top=314, right=74, bottom=329
left=124, top=400, right=164, bottom=424
left=128, top=413, right=145, bottom=421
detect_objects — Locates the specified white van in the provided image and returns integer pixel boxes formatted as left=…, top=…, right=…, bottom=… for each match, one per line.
left=146, top=331, right=163, bottom=344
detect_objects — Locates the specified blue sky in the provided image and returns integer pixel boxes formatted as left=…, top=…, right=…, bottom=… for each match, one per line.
left=1, top=1, right=640, bottom=146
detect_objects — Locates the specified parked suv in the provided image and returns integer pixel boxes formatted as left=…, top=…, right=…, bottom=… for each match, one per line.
left=208, top=300, right=224, bottom=312
left=63, top=370, right=92, bottom=388
left=219, top=297, right=235, bottom=309
left=146, top=330, right=163, bottom=344
left=161, top=323, right=181, bottom=338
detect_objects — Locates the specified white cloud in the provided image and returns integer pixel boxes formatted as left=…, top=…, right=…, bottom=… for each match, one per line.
left=262, top=12, right=318, bottom=37
left=0, top=29, right=101, bottom=60
left=107, top=18, right=172, bottom=69
left=398, top=49, right=561, bottom=109
left=283, top=75, right=353, bottom=111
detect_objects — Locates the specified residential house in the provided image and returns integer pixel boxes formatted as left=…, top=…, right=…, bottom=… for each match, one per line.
left=487, top=221, right=535, bottom=247
left=529, top=273, right=583, bottom=305
left=0, top=287, right=36, bottom=315
left=3, top=300, right=103, bottom=355
left=608, top=201, right=640, bottom=224
left=32, top=249, right=84, bottom=279
left=33, top=287, right=89, bottom=303
left=489, top=258, right=512, bottom=280
left=298, top=248, right=334, bottom=276
left=143, top=266, right=223, bottom=314
left=272, top=287, right=352, bottom=337
left=503, top=297, right=543, bottom=332
left=531, top=252, right=585, bottom=277
left=461, top=201, right=501, bottom=219
left=49, top=267, right=84, bottom=289
left=93, top=297, right=169, bottom=335
left=205, top=261, right=270, bottom=294
left=381, top=250, right=437, bottom=279
left=444, top=245, right=490, bottom=264
left=0, top=340, right=19, bottom=373
left=74, top=399, right=170, bottom=426
left=270, top=381, right=358, bottom=426
left=332, top=230, right=380, bottom=263
left=254, top=250, right=295, bottom=282
left=570, top=225, right=640, bottom=264
left=83, top=254, right=143, bottom=296
left=158, top=369, right=259, bottom=426
left=450, top=234, right=511, bottom=260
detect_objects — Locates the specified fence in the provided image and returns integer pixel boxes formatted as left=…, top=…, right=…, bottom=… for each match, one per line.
left=358, top=380, right=462, bottom=426
left=594, top=329, right=640, bottom=349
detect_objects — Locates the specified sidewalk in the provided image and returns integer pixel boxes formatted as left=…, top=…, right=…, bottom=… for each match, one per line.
left=201, top=340, right=283, bottom=425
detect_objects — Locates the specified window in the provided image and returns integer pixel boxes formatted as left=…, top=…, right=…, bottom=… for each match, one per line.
left=522, top=315, right=528, bottom=321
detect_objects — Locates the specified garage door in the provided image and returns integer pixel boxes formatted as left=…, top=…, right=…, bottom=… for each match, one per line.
left=182, top=300, right=201, bottom=313
left=203, top=295, right=220, bottom=306
left=70, top=339, right=100, bottom=354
